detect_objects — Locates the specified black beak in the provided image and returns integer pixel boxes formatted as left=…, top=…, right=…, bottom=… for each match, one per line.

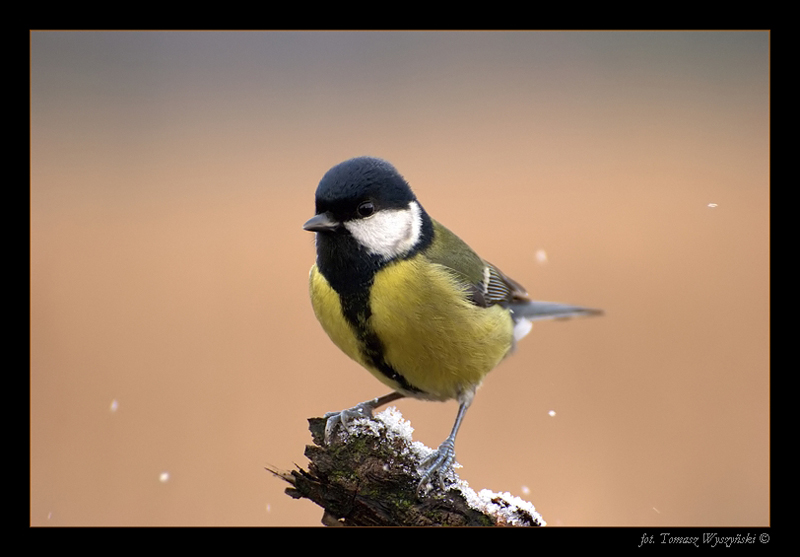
left=303, top=212, right=340, bottom=232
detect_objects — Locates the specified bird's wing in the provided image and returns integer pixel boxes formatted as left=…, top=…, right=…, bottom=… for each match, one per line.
left=425, top=221, right=602, bottom=321
left=425, top=221, right=528, bottom=309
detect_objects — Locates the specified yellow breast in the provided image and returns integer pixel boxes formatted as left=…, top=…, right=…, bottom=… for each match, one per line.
left=309, top=256, right=514, bottom=401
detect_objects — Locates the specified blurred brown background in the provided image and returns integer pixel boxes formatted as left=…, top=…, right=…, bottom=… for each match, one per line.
left=30, top=31, right=769, bottom=526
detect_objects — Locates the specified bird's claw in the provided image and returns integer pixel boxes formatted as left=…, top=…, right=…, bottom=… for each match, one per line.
left=417, top=437, right=457, bottom=495
left=323, top=402, right=376, bottom=445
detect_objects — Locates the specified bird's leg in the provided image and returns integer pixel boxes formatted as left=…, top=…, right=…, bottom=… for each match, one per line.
left=324, top=391, right=405, bottom=444
left=418, top=398, right=471, bottom=494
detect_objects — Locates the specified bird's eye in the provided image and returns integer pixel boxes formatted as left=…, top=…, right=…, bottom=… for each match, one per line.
left=357, top=201, right=375, bottom=218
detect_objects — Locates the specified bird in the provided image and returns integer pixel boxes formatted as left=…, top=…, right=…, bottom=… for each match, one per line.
left=303, top=156, right=601, bottom=494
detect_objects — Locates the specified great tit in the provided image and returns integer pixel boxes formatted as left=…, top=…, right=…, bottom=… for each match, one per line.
left=303, top=156, right=601, bottom=493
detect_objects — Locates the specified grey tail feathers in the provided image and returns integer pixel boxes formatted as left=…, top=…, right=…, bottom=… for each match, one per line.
left=510, top=301, right=603, bottom=322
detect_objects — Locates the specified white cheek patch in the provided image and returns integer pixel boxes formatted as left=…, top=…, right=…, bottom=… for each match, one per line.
left=344, top=201, right=422, bottom=260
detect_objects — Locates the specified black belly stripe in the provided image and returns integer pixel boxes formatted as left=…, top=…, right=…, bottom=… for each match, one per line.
left=339, top=288, right=424, bottom=396
left=313, top=218, right=435, bottom=397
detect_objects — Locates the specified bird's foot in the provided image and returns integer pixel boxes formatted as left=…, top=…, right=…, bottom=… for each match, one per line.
left=323, top=399, right=381, bottom=445
left=417, top=436, right=457, bottom=495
